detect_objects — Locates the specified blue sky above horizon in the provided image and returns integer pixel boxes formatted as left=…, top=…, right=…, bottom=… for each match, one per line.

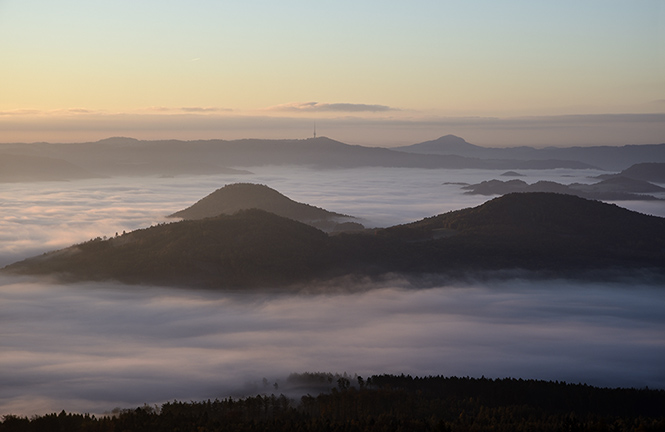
left=0, top=0, right=663, bottom=145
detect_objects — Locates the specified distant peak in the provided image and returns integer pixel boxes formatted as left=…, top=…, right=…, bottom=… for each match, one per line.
left=96, top=137, right=140, bottom=144
left=437, top=134, right=467, bottom=141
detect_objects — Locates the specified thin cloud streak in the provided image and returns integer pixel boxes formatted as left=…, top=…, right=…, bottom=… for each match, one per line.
left=265, top=102, right=398, bottom=113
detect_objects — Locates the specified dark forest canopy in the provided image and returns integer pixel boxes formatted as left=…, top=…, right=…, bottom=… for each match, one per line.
left=2, top=374, right=664, bottom=432
left=4, top=192, right=665, bottom=289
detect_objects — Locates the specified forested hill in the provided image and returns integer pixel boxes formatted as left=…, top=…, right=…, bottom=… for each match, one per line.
left=378, top=192, right=665, bottom=274
left=3, top=193, right=665, bottom=288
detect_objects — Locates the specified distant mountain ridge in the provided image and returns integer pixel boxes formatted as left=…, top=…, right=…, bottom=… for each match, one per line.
left=0, top=136, right=600, bottom=179
left=5, top=192, right=664, bottom=289
left=395, top=135, right=665, bottom=170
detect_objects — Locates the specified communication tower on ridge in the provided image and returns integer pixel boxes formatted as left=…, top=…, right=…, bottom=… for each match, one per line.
left=313, top=121, right=317, bottom=139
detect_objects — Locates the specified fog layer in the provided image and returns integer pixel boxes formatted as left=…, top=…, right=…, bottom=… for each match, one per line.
left=4, top=165, right=661, bottom=267
left=1, top=166, right=664, bottom=416
left=1, top=277, right=663, bottom=416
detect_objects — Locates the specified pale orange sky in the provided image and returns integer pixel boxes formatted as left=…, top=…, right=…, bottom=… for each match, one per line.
left=0, top=0, right=663, bottom=146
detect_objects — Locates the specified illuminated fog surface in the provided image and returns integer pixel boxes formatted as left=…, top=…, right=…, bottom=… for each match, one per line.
left=1, top=278, right=664, bottom=416
left=1, top=166, right=664, bottom=416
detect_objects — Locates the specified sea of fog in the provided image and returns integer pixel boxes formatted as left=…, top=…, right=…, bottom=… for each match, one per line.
left=1, top=166, right=665, bottom=416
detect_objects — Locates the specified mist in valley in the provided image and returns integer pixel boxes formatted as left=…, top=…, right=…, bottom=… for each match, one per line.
left=2, top=276, right=664, bottom=417
left=1, top=166, right=665, bottom=416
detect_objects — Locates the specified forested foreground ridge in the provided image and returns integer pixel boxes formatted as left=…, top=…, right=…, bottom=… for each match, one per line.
left=2, top=374, right=664, bottom=432
left=4, top=192, right=665, bottom=288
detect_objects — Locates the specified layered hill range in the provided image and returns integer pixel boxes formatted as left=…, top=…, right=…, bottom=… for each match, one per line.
left=4, top=186, right=665, bottom=289
left=457, top=162, right=665, bottom=201
left=2, top=135, right=664, bottom=181
left=168, top=183, right=364, bottom=232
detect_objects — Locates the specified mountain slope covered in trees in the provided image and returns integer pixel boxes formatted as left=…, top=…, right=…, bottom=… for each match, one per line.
left=4, top=192, right=664, bottom=288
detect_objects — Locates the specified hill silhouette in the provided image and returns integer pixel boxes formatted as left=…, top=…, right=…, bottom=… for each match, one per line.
left=597, top=162, right=665, bottom=183
left=0, top=136, right=599, bottom=178
left=382, top=192, right=665, bottom=273
left=4, top=193, right=664, bottom=288
left=3, top=209, right=331, bottom=288
left=168, top=183, right=361, bottom=232
left=394, top=134, right=484, bottom=154
left=459, top=176, right=664, bottom=200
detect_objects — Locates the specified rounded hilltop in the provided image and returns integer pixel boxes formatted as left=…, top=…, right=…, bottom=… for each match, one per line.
left=168, top=183, right=361, bottom=232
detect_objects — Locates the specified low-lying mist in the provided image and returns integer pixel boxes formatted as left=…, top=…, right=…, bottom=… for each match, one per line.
left=2, top=166, right=664, bottom=417
left=1, top=275, right=664, bottom=416
left=4, top=165, right=661, bottom=267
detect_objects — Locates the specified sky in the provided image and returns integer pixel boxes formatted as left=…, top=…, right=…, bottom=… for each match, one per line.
left=0, top=1, right=663, bottom=145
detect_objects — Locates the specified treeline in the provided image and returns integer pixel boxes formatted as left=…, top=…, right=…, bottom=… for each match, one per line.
left=2, top=374, right=664, bottom=432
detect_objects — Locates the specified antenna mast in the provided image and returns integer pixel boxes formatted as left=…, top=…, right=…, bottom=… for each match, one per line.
left=313, top=121, right=317, bottom=139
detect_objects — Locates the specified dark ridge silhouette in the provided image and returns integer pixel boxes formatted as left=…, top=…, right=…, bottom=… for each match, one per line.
left=375, top=192, right=665, bottom=275
left=4, top=192, right=664, bottom=289
left=168, top=183, right=359, bottom=232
